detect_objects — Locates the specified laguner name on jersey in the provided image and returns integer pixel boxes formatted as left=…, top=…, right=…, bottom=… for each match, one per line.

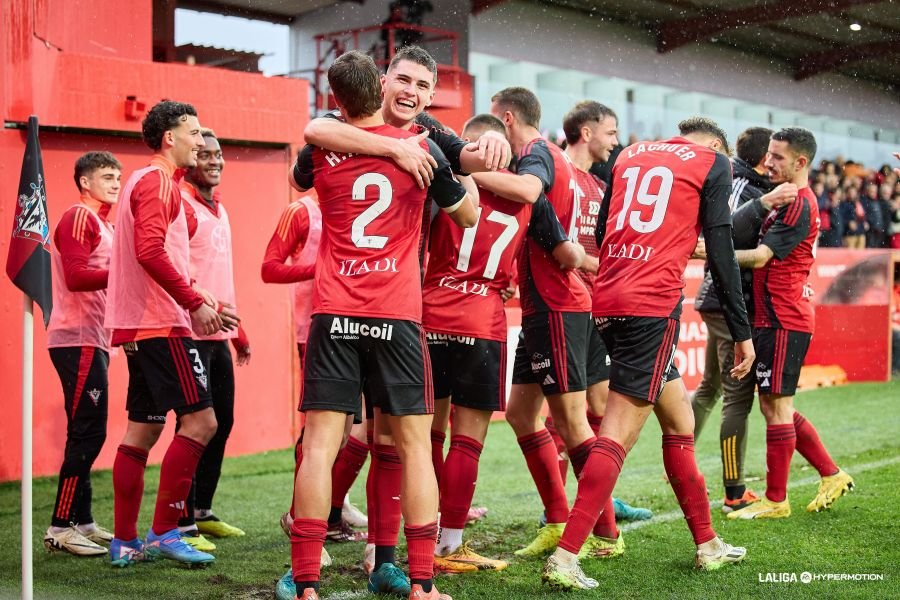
left=625, top=142, right=697, bottom=162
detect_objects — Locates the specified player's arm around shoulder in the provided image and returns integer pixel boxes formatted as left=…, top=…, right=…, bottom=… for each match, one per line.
left=471, top=171, right=542, bottom=205
left=304, top=116, right=436, bottom=188
left=528, top=195, right=583, bottom=269
left=425, top=138, right=477, bottom=228
left=289, top=145, right=316, bottom=192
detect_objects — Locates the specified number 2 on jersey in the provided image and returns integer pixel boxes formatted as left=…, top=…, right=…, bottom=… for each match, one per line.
left=351, top=173, right=392, bottom=249
left=614, top=165, right=673, bottom=234
left=455, top=207, right=519, bottom=279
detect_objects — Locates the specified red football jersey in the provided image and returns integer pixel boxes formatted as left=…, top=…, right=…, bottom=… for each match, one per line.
left=516, top=138, right=591, bottom=315
left=573, top=167, right=605, bottom=290
left=311, top=124, right=463, bottom=322
left=423, top=183, right=568, bottom=341
left=753, top=186, right=819, bottom=333
left=593, top=137, right=732, bottom=318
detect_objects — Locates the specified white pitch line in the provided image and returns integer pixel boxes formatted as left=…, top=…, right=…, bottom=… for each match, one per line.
left=620, top=455, right=900, bottom=534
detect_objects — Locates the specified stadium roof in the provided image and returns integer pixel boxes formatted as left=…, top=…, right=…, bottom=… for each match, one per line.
left=177, top=0, right=900, bottom=90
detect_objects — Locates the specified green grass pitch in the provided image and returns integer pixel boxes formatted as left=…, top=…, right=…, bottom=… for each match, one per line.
left=1, top=380, right=898, bottom=599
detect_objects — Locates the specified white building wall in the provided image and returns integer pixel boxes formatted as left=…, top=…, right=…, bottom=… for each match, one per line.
left=469, top=1, right=900, bottom=130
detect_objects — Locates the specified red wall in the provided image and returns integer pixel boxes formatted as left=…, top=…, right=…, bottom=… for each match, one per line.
left=1, top=0, right=310, bottom=481
left=0, top=131, right=306, bottom=481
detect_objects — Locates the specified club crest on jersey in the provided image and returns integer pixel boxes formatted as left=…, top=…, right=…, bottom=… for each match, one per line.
left=606, top=242, right=654, bottom=262
left=338, top=257, right=398, bottom=277
left=438, top=275, right=489, bottom=297
left=330, top=317, right=394, bottom=341
left=87, top=388, right=102, bottom=406
left=13, top=175, right=50, bottom=244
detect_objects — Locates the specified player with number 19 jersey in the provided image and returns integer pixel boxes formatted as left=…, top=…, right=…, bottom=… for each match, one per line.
left=311, top=125, right=465, bottom=323
left=423, top=184, right=568, bottom=342
left=594, top=139, right=731, bottom=320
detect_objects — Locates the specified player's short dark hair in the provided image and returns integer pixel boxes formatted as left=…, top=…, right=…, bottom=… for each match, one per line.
left=562, top=101, right=618, bottom=145
left=463, top=113, right=506, bottom=138
left=142, top=100, right=198, bottom=151
left=200, top=127, right=217, bottom=139
left=328, top=51, right=382, bottom=119
left=73, top=151, right=122, bottom=192
left=491, top=87, right=541, bottom=129
left=388, top=45, right=438, bottom=83
left=772, top=127, right=817, bottom=164
left=678, top=116, right=731, bottom=156
left=735, top=127, right=773, bottom=167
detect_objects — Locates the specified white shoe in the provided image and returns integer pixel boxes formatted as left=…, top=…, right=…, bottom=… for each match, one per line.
left=77, top=522, right=114, bottom=545
left=363, top=543, right=375, bottom=574
left=44, top=527, right=107, bottom=556
left=695, top=537, right=747, bottom=570
left=280, top=512, right=292, bottom=538
left=342, top=495, right=368, bottom=528
left=321, top=547, right=333, bottom=568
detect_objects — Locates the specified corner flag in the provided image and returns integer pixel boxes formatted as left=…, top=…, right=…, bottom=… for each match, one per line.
left=6, top=115, right=52, bottom=326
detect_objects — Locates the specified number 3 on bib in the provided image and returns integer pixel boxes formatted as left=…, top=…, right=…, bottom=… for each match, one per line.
left=614, top=166, right=673, bottom=234
left=352, top=172, right=393, bottom=249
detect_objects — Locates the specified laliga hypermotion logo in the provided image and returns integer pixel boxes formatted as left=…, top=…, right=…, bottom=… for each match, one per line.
left=14, top=175, right=50, bottom=245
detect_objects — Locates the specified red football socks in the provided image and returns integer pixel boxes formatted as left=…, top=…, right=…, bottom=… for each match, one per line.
left=430, top=429, right=446, bottom=484
left=331, top=436, right=369, bottom=509
left=558, top=437, right=625, bottom=554
left=112, top=444, right=148, bottom=540
left=765, top=424, right=797, bottom=503
left=405, top=522, right=438, bottom=581
left=568, top=437, right=595, bottom=479
left=544, top=416, right=569, bottom=484
left=371, top=444, right=402, bottom=546
left=662, top=434, right=714, bottom=545
left=152, top=434, right=206, bottom=534
left=793, top=412, right=838, bottom=477
left=592, top=496, right=619, bottom=540
left=518, top=429, right=569, bottom=523
left=439, top=435, right=484, bottom=529
left=291, top=518, right=327, bottom=584
left=587, top=412, right=603, bottom=436
left=570, top=437, right=618, bottom=539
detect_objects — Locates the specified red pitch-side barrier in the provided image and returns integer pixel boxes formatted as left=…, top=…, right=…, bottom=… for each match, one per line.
left=501, top=248, right=894, bottom=402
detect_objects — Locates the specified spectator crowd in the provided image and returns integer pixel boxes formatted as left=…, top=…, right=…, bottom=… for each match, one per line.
left=812, top=157, right=900, bottom=249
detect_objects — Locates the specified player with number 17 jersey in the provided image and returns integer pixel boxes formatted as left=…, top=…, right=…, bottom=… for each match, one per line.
left=310, top=125, right=466, bottom=323
left=423, top=184, right=568, bottom=342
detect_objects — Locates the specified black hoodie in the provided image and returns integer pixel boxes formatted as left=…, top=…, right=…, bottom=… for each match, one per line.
left=695, top=157, right=775, bottom=316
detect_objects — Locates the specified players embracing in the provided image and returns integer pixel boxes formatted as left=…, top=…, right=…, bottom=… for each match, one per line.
left=287, top=50, right=477, bottom=600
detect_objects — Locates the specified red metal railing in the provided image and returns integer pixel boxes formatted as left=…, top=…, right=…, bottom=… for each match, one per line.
left=307, top=22, right=463, bottom=113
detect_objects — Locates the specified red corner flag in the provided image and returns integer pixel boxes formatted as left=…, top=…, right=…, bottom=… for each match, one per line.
left=6, top=116, right=52, bottom=326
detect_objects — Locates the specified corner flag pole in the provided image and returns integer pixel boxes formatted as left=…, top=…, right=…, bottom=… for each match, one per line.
left=6, top=115, right=51, bottom=600
left=21, top=294, right=34, bottom=600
